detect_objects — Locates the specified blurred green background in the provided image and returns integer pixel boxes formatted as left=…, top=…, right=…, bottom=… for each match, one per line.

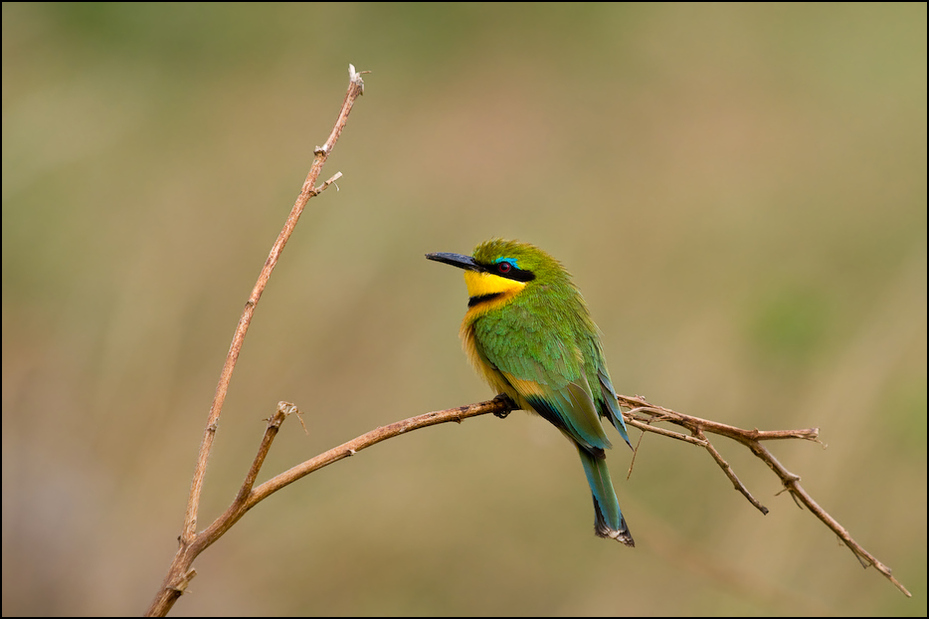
left=3, top=3, right=925, bottom=615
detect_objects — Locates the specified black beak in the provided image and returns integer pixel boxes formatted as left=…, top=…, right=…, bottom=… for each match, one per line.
left=425, top=252, right=482, bottom=272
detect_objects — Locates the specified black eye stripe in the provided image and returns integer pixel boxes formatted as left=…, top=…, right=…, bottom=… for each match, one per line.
left=479, top=260, right=536, bottom=282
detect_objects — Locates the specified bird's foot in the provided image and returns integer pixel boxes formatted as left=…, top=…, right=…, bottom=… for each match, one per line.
left=492, top=394, right=516, bottom=419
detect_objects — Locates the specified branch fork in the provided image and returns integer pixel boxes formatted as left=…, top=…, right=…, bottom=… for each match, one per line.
left=145, top=64, right=910, bottom=616
left=618, top=394, right=909, bottom=597
left=146, top=65, right=367, bottom=617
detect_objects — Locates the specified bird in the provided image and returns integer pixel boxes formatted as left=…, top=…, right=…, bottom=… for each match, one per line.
left=426, top=238, right=634, bottom=546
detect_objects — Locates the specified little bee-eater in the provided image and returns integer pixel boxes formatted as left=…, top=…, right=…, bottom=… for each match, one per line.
left=426, top=239, right=634, bottom=546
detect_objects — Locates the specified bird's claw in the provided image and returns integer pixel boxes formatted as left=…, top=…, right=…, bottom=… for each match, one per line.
left=492, top=394, right=515, bottom=418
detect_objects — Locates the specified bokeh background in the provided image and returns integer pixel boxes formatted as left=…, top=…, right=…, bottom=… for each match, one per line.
left=3, top=3, right=925, bottom=616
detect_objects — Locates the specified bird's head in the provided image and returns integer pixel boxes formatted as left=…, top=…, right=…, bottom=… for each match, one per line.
left=426, top=239, right=570, bottom=308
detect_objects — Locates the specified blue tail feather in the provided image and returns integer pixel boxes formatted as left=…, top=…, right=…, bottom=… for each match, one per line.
left=577, top=445, right=634, bottom=546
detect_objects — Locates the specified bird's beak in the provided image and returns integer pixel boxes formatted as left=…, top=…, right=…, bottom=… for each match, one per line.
left=425, top=252, right=482, bottom=272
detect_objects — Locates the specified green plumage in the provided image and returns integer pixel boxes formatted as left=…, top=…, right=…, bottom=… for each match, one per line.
left=427, top=239, right=634, bottom=546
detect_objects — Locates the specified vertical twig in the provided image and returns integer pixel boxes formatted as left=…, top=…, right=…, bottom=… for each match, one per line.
left=182, top=64, right=366, bottom=545
left=146, top=65, right=366, bottom=618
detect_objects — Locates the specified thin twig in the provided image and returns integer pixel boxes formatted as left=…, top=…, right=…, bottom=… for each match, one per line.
left=146, top=65, right=367, bottom=618
left=246, top=397, right=513, bottom=507
left=148, top=63, right=910, bottom=615
left=616, top=394, right=911, bottom=597
left=182, top=65, right=364, bottom=545
left=153, top=391, right=911, bottom=615
left=694, top=427, right=769, bottom=515
left=147, top=397, right=511, bottom=617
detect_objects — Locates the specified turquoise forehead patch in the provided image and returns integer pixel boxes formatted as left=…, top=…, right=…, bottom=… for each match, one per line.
left=493, top=256, right=518, bottom=267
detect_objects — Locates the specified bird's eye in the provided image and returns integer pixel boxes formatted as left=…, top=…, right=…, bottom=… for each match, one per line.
left=497, top=261, right=512, bottom=274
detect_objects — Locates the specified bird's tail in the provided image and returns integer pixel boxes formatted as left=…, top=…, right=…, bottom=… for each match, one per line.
left=577, top=445, right=634, bottom=547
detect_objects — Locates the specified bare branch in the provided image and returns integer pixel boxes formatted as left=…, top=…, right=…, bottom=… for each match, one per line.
left=152, top=390, right=910, bottom=616
left=616, top=394, right=911, bottom=598
left=146, top=65, right=367, bottom=618
left=147, top=63, right=910, bottom=616
left=182, top=64, right=365, bottom=546
left=246, top=397, right=513, bottom=507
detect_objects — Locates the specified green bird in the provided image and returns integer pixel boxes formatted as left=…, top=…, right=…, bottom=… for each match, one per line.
left=426, top=239, right=634, bottom=546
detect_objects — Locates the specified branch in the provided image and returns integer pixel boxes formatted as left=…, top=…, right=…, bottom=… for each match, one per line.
left=147, top=396, right=510, bottom=617
left=152, top=393, right=909, bottom=616
left=147, top=64, right=910, bottom=616
left=617, top=394, right=911, bottom=597
left=146, top=64, right=367, bottom=618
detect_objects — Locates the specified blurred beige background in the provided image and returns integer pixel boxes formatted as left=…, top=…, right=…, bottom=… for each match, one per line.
left=3, top=3, right=925, bottom=616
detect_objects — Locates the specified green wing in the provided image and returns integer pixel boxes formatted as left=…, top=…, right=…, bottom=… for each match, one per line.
left=472, top=310, right=612, bottom=452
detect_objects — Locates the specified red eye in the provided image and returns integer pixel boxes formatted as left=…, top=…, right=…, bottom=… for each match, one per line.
left=497, top=262, right=512, bottom=274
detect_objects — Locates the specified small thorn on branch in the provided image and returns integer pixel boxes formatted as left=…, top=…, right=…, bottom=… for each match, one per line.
left=349, top=63, right=370, bottom=94
left=312, top=172, right=343, bottom=196
left=168, top=569, right=197, bottom=594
